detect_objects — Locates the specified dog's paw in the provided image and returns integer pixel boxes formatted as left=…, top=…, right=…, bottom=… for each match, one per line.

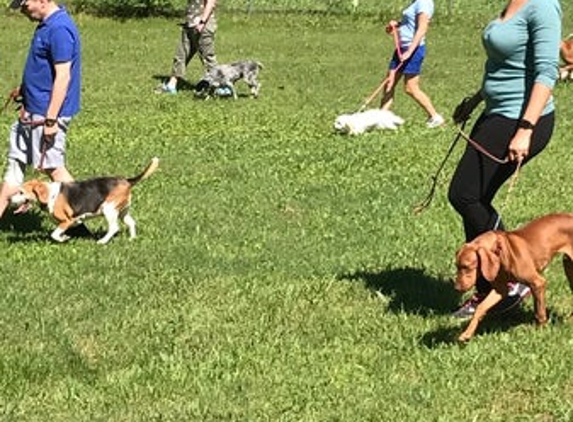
left=51, top=233, right=70, bottom=243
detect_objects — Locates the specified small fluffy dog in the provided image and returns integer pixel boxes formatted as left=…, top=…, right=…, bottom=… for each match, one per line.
left=198, top=60, right=263, bottom=99
left=11, top=157, right=159, bottom=244
left=334, top=109, right=405, bottom=135
left=560, top=35, right=573, bottom=81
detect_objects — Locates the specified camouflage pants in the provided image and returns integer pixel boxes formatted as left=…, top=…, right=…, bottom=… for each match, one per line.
left=171, top=27, right=217, bottom=79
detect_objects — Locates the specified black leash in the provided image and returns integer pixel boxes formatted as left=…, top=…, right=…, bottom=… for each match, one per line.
left=413, top=121, right=467, bottom=214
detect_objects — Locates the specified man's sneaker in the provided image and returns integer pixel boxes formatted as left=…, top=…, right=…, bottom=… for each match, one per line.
left=426, top=114, right=445, bottom=128
left=452, top=293, right=484, bottom=319
left=154, top=83, right=177, bottom=95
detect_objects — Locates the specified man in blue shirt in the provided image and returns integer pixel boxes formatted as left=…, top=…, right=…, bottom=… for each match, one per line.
left=0, top=0, right=82, bottom=223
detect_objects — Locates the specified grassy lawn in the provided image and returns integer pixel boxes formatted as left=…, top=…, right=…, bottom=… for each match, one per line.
left=1, top=8, right=573, bottom=421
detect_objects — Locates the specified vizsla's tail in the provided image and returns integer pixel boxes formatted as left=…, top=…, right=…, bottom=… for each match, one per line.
left=128, top=157, right=159, bottom=186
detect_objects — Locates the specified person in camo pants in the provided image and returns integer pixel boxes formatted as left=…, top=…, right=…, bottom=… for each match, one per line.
left=156, top=0, right=218, bottom=94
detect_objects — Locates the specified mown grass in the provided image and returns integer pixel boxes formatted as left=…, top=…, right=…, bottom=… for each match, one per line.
left=1, top=8, right=573, bottom=421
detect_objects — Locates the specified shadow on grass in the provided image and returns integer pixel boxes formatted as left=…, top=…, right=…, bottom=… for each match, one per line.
left=0, top=211, right=100, bottom=243
left=151, top=74, right=197, bottom=92
left=420, top=308, right=538, bottom=348
left=342, top=266, right=539, bottom=347
left=151, top=74, right=254, bottom=99
left=0, top=210, right=47, bottom=242
left=342, top=266, right=460, bottom=317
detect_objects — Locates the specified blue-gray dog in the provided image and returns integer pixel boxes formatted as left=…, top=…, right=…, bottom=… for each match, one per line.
left=198, top=60, right=263, bottom=100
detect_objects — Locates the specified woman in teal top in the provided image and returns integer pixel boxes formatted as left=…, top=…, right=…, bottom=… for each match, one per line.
left=448, top=0, right=561, bottom=318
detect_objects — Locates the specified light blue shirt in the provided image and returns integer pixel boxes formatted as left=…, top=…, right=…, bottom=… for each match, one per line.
left=398, top=0, right=434, bottom=48
left=481, top=0, right=561, bottom=118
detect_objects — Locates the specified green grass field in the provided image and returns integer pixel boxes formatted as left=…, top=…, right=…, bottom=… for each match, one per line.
left=1, top=8, right=573, bottom=421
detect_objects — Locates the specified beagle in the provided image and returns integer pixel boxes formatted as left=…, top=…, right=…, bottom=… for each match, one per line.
left=11, top=157, right=159, bottom=244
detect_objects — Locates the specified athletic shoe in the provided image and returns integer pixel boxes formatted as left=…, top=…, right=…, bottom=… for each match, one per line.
left=426, top=114, right=445, bottom=128
left=508, top=281, right=532, bottom=299
left=452, top=293, right=483, bottom=319
left=452, top=282, right=531, bottom=319
left=154, top=83, right=177, bottom=95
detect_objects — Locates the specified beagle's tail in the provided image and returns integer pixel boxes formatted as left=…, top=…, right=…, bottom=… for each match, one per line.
left=128, top=157, right=159, bottom=186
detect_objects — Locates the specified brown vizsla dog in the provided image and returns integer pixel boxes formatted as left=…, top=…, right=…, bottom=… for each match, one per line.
left=454, top=213, right=573, bottom=342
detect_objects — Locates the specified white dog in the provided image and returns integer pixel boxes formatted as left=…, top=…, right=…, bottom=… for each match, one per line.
left=334, top=109, right=405, bottom=135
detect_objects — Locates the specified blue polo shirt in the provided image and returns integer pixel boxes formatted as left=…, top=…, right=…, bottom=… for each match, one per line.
left=21, top=6, right=81, bottom=117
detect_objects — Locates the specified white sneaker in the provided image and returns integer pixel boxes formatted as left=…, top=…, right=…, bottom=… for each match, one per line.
left=426, top=114, right=445, bottom=128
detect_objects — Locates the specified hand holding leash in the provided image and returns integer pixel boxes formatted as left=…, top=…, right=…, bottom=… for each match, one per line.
left=452, top=91, right=483, bottom=124
left=2, top=86, right=22, bottom=114
left=386, top=20, right=399, bottom=34
left=452, top=96, right=475, bottom=124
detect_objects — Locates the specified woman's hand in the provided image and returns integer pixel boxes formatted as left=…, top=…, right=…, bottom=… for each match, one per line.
left=400, top=49, right=413, bottom=62
left=452, top=91, right=483, bottom=124
left=386, top=20, right=399, bottom=34
left=508, top=130, right=532, bottom=162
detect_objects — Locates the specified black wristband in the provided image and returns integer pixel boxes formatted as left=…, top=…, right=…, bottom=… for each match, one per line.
left=517, top=119, right=535, bottom=130
left=44, top=118, right=57, bottom=128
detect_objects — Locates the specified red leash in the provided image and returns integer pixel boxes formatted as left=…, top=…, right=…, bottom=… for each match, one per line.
left=457, top=127, right=509, bottom=164
left=414, top=121, right=521, bottom=214
left=359, top=28, right=405, bottom=111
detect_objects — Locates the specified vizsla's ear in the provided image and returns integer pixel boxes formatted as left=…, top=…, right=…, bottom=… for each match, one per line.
left=477, top=245, right=501, bottom=282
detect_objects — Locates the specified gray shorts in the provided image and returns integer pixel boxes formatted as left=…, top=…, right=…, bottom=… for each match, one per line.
left=3, top=113, right=72, bottom=184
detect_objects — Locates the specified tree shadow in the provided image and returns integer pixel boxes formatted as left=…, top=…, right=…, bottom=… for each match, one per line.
left=341, top=266, right=460, bottom=317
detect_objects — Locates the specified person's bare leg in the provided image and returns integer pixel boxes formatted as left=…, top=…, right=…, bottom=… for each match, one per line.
left=47, top=166, right=74, bottom=183
left=0, top=182, right=20, bottom=218
left=380, top=71, right=403, bottom=110
left=403, top=74, right=438, bottom=118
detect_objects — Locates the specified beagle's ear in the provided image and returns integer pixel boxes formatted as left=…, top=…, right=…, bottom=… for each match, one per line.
left=477, top=245, right=501, bottom=282
left=31, top=181, right=49, bottom=204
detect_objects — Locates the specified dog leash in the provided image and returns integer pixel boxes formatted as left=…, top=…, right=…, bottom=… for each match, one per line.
left=457, top=124, right=522, bottom=221
left=457, top=126, right=508, bottom=164
left=494, top=158, right=522, bottom=228
left=3, top=90, right=51, bottom=171
left=414, top=122, right=522, bottom=214
left=359, top=28, right=404, bottom=112
left=17, top=106, right=53, bottom=171
left=2, top=88, right=22, bottom=115
left=413, top=121, right=466, bottom=214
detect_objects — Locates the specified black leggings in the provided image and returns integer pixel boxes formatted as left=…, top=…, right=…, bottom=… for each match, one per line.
left=448, top=112, right=554, bottom=294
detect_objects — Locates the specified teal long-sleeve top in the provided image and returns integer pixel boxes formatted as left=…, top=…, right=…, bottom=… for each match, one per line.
left=481, top=0, right=561, bottom=119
